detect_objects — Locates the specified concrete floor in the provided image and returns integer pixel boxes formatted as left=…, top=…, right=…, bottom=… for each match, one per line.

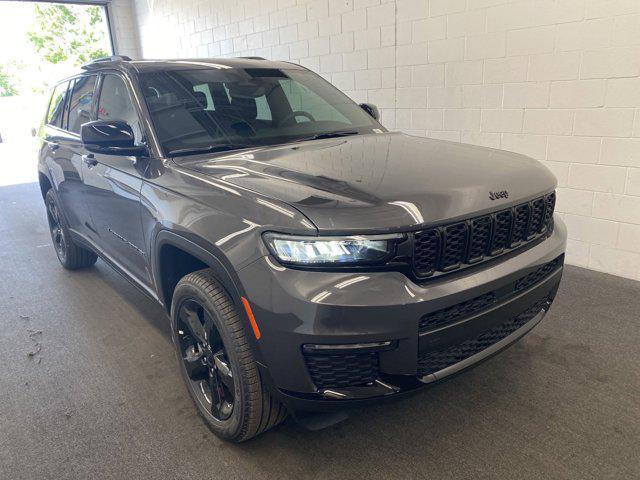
left=1, top=181, right=639, bottom=480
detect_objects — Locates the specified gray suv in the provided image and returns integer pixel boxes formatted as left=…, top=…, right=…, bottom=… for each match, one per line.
left=38, top=56, right=566, bottom=441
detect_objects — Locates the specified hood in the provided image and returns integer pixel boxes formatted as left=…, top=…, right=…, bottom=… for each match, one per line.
left=179, top=132, right=557, bottom=233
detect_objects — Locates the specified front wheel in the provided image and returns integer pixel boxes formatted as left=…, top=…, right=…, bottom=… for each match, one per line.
left=171, top=269, right=286, bottom=441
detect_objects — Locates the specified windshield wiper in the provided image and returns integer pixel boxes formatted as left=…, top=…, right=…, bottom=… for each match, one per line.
left=169, top=143, right=251, bottom=157
left=169, top=130, right=360, bottom=156
left=293, top=130, right=360, bottom=143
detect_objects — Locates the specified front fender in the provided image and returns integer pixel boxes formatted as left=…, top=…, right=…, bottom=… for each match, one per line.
left=152, top=229, right=246, bottom=309
left=151, top=229, right=273, bottom=372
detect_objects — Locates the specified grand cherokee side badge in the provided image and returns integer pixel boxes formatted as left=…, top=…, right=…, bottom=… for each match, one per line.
left=489, top=190, right=509, bottom=200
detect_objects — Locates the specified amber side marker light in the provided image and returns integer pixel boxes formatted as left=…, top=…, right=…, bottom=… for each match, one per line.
left=241, top=296, right=261, bottom=340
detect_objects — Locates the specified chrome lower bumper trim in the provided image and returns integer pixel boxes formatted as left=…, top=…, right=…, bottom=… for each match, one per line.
left=303, top=340, right=396, bottom=354
left=320, top=379, right=400, bottom=399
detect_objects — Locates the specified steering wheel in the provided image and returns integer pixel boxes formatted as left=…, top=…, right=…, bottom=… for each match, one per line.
left=279, top=111, right=316, bottom=127
left=215, top=111, right=257, bottom=136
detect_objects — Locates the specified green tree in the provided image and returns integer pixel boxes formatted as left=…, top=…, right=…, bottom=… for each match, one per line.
left=27, top=4, right=110, bottom=66
left=0, top=64, right=17, bottom=97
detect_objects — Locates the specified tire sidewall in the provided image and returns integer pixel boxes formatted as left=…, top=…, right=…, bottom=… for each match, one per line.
left=45, top=189, right=69, bottom=266
left=170, top=279, right=248, bottom=439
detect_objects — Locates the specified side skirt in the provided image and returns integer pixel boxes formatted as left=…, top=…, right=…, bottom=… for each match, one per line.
left=68, top=229, right=164, bottom=308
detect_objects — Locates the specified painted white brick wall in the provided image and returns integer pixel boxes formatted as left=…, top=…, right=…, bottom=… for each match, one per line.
left=110, top=0, right=141, bottom=58
left=129, top=0, right=640, bottom=281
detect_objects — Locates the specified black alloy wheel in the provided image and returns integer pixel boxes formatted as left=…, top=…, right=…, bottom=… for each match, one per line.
left=46, top=194, right=67, bottom=261
left=177, top=298, right=235, bottom=421
left=171, top=269, right=286, bottom=441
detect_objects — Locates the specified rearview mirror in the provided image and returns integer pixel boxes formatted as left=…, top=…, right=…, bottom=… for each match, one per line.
left=359, top=103, right=380, bottom=121
left=81, top=120, right=146, bottom=156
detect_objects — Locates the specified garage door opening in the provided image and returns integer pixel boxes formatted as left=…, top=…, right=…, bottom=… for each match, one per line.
left=0, top=1, right=113, bottom=187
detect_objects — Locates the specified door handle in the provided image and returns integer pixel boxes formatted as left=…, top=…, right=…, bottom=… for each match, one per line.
left=82, top=154, right=98, bottom=167
left=49, top=142, right=60, bottom=151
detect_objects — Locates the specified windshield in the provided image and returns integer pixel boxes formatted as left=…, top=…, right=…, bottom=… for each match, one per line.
left=138, top=67, right=382, bottom=156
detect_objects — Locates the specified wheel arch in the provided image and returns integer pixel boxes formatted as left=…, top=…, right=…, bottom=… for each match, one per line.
left=153, top=230, right=246, bottom=314
left=38, top=171, right=53, bottom=199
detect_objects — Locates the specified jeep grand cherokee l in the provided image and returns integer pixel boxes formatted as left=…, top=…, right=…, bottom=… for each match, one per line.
left=38, top=56, right=566, bottom=441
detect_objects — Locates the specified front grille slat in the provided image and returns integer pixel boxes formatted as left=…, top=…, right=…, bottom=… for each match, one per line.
left=441, top=222, right=468, bottom=271
left=529, top=198, right=546, bottom=237
left=490, top=209, right=512, bottom=255
left=467, top=216, right=492, bottom=263
left=413, top=192, right=556, bottom=279
left=543, top=192, right=556, bottom=231
left=413, top=229, right=440, bottom=277
left=510, top=204, right=530, bottom=247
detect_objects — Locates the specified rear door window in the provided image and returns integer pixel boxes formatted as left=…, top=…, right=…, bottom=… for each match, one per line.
left=67, top=75, right=97, bottom=134
left=46, top=81, right=70, bottom=128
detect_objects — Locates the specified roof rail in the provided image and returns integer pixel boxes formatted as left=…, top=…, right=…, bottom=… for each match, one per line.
left=238, top=56, right=266, bottom=60
left=81, top=55, right=132, bottom=70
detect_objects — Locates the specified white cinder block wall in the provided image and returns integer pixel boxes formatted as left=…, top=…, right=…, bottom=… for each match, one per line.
left=110, top=0, right=142, bottom=59
left=129, top=0, right=640, bottom=281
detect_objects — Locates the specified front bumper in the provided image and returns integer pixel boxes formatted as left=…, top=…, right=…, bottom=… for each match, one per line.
left=237, top=218, right=567, bottom=411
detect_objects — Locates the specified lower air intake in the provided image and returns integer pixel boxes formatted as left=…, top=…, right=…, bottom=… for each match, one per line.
left=304, top=352, right=379, bottom=389
left=417, top=297, right=550, bottom=377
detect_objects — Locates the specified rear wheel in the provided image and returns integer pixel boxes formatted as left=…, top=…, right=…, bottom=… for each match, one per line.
left=45, top=189, right=97, bottom=270
left=171, top=269, right=286, bottom=442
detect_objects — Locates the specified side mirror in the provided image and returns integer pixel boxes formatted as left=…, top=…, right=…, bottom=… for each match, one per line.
left=359, top=103, right=380, bottom=121
left=81, top=120, right=146, bottom=156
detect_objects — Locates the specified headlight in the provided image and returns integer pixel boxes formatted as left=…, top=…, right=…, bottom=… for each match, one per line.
left=263, top=232, right=403, bottom=266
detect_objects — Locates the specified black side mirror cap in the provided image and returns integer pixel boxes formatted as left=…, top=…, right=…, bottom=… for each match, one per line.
left=359, top=103, right=380, bottom=121
left=81, top=120, right=146, bottom=156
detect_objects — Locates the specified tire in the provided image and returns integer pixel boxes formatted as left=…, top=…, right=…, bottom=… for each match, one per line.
left=171, top=269, right=286, bottom=442
left=45, top=189, right=98, bottom=270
